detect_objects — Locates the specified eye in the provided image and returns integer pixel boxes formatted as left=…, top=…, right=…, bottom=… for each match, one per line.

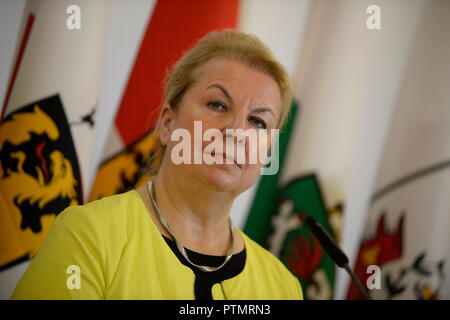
left=248, top=116, right=267, bottom=129
left=207, top=100, right=227, bottom=112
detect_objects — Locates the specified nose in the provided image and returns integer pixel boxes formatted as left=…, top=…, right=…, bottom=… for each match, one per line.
left=222, top=111, right=247, bottom=145
left=225, top=131, right=244, bottom=145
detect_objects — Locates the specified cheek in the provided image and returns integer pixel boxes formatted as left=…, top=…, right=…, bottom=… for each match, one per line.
left=166, top=119, right=218, bottom=164
left=175, top=110, right=198, bottom=131
left=174, top=104, right=222, bottom=142
left=246, top=132, right=271, bottom=166
left=239, top=163, right=262, bottom=190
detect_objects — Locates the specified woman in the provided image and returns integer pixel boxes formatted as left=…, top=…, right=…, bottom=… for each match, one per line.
left=12, top=30, right=303, bottom=300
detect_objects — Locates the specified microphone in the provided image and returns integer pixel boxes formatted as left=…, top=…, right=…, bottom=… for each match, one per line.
left=302, top=215, right=372, bottom=300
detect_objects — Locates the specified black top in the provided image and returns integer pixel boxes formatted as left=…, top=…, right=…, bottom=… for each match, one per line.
left=161, top=234, right=246, bottom=300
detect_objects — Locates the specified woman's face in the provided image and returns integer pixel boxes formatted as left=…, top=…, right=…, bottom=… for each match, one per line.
left=159, top=56, right=282, bottom=194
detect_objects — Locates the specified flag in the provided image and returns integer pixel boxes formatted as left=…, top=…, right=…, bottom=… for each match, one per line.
left=348, top=0, right=450, bottom=300
left=0, top=0, right=106, bottom=268
left=0, top=0, right=107, bottom=295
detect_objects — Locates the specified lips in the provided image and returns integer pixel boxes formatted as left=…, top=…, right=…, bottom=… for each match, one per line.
left=210, top=151, right=241, bottom=169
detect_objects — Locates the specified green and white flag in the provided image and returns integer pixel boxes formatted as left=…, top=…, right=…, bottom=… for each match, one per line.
left=243, top=101, right=336, bottom=300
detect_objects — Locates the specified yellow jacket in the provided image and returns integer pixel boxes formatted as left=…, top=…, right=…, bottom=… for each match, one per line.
left=12, top=190, right=303, bottom=300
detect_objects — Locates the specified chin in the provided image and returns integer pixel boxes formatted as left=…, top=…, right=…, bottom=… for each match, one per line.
left=195, top=163, right=255, bottom=193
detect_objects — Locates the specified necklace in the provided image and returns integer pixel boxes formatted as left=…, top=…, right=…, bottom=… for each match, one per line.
left=146, top=179, right=235, bottom=272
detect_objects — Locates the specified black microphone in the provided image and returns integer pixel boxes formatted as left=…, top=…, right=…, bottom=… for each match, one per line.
left=303, top=215, right=372, bottom=300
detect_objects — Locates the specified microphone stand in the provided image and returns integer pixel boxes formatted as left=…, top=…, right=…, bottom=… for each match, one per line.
left=303, top=215, right=372, bottom=300
left=342, top=263, right=372, bottom=300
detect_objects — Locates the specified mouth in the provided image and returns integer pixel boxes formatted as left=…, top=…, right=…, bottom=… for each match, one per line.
left=209, top=151, right=242, bottom=169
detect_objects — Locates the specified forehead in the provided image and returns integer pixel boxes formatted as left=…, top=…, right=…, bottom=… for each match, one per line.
left=192, top=56, right=281, bottom=105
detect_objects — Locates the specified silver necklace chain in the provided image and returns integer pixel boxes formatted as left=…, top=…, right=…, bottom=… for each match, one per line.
left=146, top=179, right=235, bottom=272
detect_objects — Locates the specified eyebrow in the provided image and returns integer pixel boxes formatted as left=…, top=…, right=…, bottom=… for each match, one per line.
left=206, top=84, right=276, bottom=118
left=206, top=84, right=234, bottom=104
left=252, top=107, right=276, bottom=119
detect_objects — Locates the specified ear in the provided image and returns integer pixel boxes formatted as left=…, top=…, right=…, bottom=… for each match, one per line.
left=158, top=103, right=175, bottom=146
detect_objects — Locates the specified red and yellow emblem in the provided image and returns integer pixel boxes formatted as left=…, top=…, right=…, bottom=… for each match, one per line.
left=0, top=95, right=81, bottom=269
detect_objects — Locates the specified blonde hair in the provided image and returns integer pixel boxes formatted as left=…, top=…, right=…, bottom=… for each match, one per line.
left=148, top=29, right=294, bottom=175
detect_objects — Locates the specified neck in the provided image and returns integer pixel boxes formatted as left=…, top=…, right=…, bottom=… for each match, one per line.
left=150, top=163, right=236, bottom=255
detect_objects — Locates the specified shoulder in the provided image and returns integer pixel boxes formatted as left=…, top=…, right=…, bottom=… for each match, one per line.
left=53, top=190, right=148, bottom=252
left=79, top=190, right=142, bottom=218
left=239, top=230, right=304, bottom=299
left=58, top=190, right=142, bottom=228
left=12, top=190, right=148, bottom=300
left=48, top=190, right=146, bottom=279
